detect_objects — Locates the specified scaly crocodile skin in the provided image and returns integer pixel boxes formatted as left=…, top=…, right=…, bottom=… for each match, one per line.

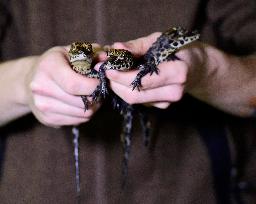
left=131, top=26, right=200, bottom=90
left=68, top=42, right=150, bottom=190
left=68, top=27, right=200, bottom=191
left=69, top=42, right=99, bottom=110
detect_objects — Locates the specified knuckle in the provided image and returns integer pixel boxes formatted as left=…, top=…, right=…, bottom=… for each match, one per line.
left=109, top=70, right=120, bottom=81
left=37, top=48, right=64, bottom=71
left=63, top=80, right=78, bottom=94
left=29, top=81, right=40, bottom=93
left=29, top=81, right=47, bottom=95
left=177, top=64, right=188, bottom=83
left=45, top=115, right=59, bottom=126
left=171, top=87, right=184, bottom=101
left=34, top=96, right=50, bottom=112
left=166, top=86, right=183, bottom=102
left=84, top=109, right=94, bottom=118
left=123, top=92, right=137, bottom=105
left=112, top=42, right=124, bottom=49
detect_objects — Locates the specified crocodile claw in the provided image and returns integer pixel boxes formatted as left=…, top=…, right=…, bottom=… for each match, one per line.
left=131, top=78, right=142, bottom=91
left=150, top=67, right=159, bottom=75
left=81, top=95, right=90, bottom=111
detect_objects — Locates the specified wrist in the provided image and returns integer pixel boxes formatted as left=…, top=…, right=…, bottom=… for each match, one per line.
left=186, top=43, right=230, bottom=100
left=18, top=56, right=39, bottom=106
left=0, top=56, right=39, bottom=125
left=185, top=43, right=255, bottom=116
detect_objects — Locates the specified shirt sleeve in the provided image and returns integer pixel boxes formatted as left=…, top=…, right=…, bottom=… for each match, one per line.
left=206, top=0, right=256, bottom=55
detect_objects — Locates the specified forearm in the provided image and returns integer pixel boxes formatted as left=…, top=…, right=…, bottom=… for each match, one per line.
left=0, top=57, right=37, bottom=126
left=187, top=44, right=256, bottom=117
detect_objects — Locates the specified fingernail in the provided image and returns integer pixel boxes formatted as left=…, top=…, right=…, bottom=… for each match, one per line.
left=94, top=62, right=104, bottom=71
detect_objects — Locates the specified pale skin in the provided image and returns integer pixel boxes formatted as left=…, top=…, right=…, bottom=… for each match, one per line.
left=0, top=46, right=100, bottom=127
left=0, top=32, right=256, bottom=127
left=104, top=32, right=256, bottom=117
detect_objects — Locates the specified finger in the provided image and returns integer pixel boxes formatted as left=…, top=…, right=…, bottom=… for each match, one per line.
left=106, top=60, right=187, bottom=90
left=29, top=98, right=91, bottom=127
left=110, top=81, right=184, bottom=104
left=38, top=47, right=99, bottom=95
left=92, top=44, right=107, bottom=61
left=112, top=32, right=161, bottom=57
left=147, top=102, right=171, bottom=109
left=39, top=112, right=90, bottom=127
left=30, top=73, right=91, bottom=109
left=96, top=51, right=108, bottom=61
left=32, top=94, right=98, bottom=118
left=94, top=62, right=104, bottom=72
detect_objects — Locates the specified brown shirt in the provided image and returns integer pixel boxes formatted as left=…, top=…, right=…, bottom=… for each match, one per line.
left=0, top=0, right=256, bottom=203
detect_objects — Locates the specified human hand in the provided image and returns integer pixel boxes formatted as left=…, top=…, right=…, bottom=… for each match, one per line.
left=102, top=32, right=204, bottom=109
left=103, top=32, right=256, bottom=117
left=25, top=46, right=101, bottom=127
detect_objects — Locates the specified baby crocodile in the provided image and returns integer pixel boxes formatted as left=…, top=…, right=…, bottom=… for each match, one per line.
left=68, top=42, right=134, bottom=108
left=68, top=26, right=200, bottom=190
left=69, top=42, right=98, bottom=110
left=131, top=26, right=200, bottom=90
left=68, top=42, right=150, bottom=190
left=96, top=49, right=135, bottom=99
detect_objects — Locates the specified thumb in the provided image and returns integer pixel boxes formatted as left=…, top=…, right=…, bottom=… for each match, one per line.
left=112, top=32, right=161, bottom=57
